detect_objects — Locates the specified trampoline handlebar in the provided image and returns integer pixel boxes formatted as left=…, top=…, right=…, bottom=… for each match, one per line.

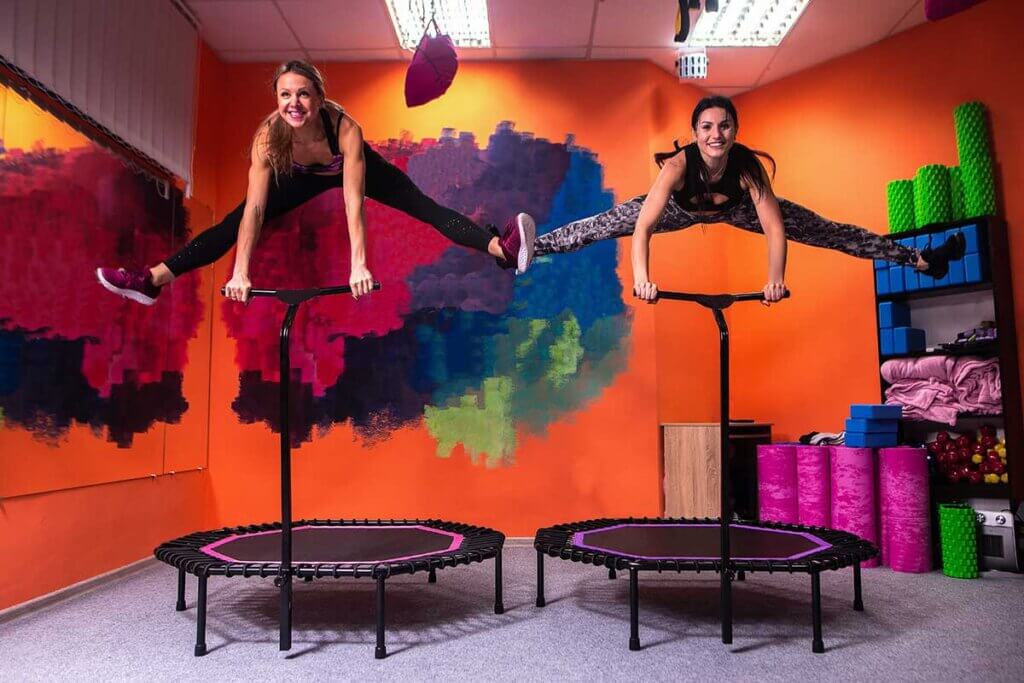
left=220, top=282, right=382, bottom=303
left=654, top=289, right=791, bottom=307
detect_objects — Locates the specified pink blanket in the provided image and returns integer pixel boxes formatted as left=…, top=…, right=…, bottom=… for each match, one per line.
left=881, top=356, right=1001, bottom=424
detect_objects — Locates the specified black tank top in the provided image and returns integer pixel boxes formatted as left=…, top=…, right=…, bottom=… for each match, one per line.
left=292, top=107, right=344, bottom=174
left=672, top=142, right=746, bottom=212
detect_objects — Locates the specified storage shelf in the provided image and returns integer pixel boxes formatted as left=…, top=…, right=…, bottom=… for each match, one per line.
left=931, top=481, right=1010, bottom=500
left=877, top=281, right=992, bottom=302
left=881, top=341, right=1000, bottom=360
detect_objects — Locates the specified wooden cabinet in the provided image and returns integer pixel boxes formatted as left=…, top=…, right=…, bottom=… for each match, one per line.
left=661, top=422, right=771, bottom=519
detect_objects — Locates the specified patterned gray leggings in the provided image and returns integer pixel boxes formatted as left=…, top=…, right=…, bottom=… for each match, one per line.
left=534, top=194, right=919, bottom=265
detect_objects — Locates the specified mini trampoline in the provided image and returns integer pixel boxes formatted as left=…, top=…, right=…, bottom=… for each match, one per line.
left=534, top=290, right=879, bottom=653
left=155, top=285, right=505, bottom=659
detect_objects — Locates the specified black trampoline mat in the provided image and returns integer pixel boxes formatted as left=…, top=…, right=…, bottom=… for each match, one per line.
left=200, top=525, right=463, bottom=564
left=573, top=523, right=831, bottom=561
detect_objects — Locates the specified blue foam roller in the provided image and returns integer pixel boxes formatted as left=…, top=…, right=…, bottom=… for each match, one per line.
left=878, top=302, right=910, bottom=328
left=880, top=328, right=894, bottom=356
left=904, top=266, right=919, bottom=291
left=845, top=431, right=899, bottom=448
left=876, top=268, right=890, bottom=294
left=850, top=404, right=903, bottom=419
left=889, top=267, right=905, bottom=293
left=964, top=253, right=983, bottom=282
left=960, top=224, right=979, bottom=254
left=845, top=418, right=899, bottom=433
left=948, top=258, right=965, bottom=285
left=893, top=326, right=926, bottom=354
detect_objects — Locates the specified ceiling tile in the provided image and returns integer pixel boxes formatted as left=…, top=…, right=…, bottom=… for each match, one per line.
left=488, top=0, right=594, bottom=48
left=592, top=0, right=679, bottom=47
left=217, top=49, right=309, bottom=64
left=701, top=47, right=775, bottom=89
left=589, top=47, right=677, bottom=73
left=455, top=47, right=497, bottom=61
left=307, top=48, right=404, bottom=61
left=189, top=0, right=299, bottom=51
left=760, top=0, right=921, bottom=87
left=890, top=1, right=927, bottom=35
left=494, top=47, right=588, bottom=60
left=277, top=0, right=398, bottom=50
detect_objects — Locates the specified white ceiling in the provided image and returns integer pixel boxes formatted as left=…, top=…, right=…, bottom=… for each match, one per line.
left=181, top=0, right=927, bottom=94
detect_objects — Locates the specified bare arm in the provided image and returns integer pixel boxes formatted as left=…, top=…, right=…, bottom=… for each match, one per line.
left=631, top=155, right=685, bottom=301
left=337, top=115, right=374, bottom=298
left=224, top=129, right=272, bottom=302
left=745, top=165, right=787, bottom=302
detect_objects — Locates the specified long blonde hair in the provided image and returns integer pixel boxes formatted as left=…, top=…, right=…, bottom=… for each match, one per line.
left=256, top=60, right=344, bottom=176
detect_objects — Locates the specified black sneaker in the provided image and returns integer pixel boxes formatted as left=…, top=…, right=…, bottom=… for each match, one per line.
left=920, top=232, right=966, bottom=279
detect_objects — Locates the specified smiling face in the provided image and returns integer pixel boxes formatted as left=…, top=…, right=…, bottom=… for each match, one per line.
left=693, top=106, right=736, bottom=163
left=275, top=72, right=322, bottom=130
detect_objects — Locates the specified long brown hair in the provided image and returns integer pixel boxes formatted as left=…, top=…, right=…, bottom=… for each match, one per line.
left=654, top=95, right=776, bottom=201
left=255, top=60, right=344, bottom=177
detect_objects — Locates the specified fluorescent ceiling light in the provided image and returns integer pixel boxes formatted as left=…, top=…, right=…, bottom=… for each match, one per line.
left=386, top=0, right=491, bottom=50
left=686, top=0, right=811, bottom=47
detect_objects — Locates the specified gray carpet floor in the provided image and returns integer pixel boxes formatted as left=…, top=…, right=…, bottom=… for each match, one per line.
left=2, top=541, right=1022, bottom=682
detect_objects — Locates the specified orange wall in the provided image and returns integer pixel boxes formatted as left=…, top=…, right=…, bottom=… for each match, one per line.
left=0, top=45, right=224, bottom=611
left=200, top=60, right=707, bottom=536
left=720, top=0, right=1024, bottom=440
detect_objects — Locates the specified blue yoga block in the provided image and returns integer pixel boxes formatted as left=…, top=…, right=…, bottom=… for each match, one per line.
left=915, top=234, right=931, bottom=252
left=874, top=258, right=887, bottom=271
left=893, top=326, right=926, bottom=354
left=948, top=258, right=965, bottom=285
left=917, top=271, right=936, bottom=289
left=846, top=431, right=899, bottom=448
left=964, top=253, right=983, bottom=282
left=878, top=302, right=910, bottom=328
left=876, top=269, right=890, bottom=294
left=888, top=267, right=905, bottom=293
left=845, top=418, right=899, bottom=433
left=850, top=404, right=903, bottom=419
left=959, top=224, right=979, bottom=254
left=880, top=328, right=894, bottom=356
left=904, top=266, right=919, bottom=291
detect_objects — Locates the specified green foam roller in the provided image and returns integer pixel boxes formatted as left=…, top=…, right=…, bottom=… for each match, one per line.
left=913, top=164, right=952, bottom=227
left=938, top=503, right=978, bottom=579
left=948, top=166, right=966, bottom=221
left=886, top=180, right=915, bottom=233
left=954, top=101, right=991, bottom=165
left=962, top=155, right=997, bottom=217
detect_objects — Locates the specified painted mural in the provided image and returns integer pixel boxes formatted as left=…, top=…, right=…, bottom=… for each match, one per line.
left=0, top=92, right=630, bottom=471
left=0, top=114, right=202, bottom=449
left=225, top=123, right=631, bottom=465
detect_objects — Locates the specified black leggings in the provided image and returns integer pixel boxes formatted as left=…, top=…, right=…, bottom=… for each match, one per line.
left=164, top=143, right=493, bottom=276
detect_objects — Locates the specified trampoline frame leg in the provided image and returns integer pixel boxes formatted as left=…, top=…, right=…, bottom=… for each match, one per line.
left=721, top=568, right=733, bottom=645
left=375, top=576, right=387, bottom=659
left=194, top=574, right=208, bottom=657
left=608, top=567, right=617, bottom=580
left=811, top=572, right=824, bottom=653
left=279, top=574, right=292, bottom=651
left=536, top=550, right=546, bottom=608
left=494, top=549, right=505, bottom=614
left=176, top=568, right=187, bottom=611
left=428, top=568, right=437, bottom=584
left=628, top=566, right=640, bottom=651
left=737, top=570, right=746, bottom=582
left=853, top=562, right=864, bottom=612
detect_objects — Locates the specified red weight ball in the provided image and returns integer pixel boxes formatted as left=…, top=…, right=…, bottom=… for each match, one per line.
left=967, top=470, right=983, bottom=485
left=936, top=431, right=951, bottom=443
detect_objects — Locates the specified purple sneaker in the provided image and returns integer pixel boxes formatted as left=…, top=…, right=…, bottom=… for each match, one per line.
left=497, top=213, right=536, bottom=275
left=96, top=267, right=161, bottom=305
